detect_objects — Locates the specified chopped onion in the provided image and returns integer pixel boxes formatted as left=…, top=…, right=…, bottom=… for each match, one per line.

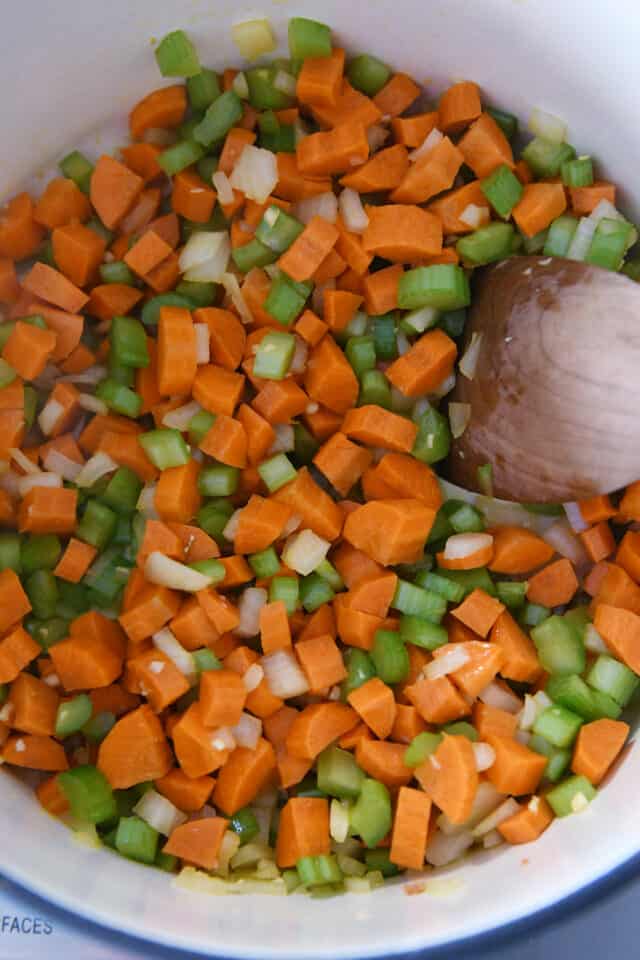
left=408, top=127, right=443, bottom=162
left=59, top=365, right=108, bottom=385
left=230, top=145, right=278, bottom=204
left=179, top=231, right=230, bottom=282
left=533, top=690, right=552, bottom=712
left=437, top=782, right=504, bottom=836
left=261, top=649, right=309, bottom=698
left=273, top=70, right=297, bottom=97
left=231, top=18, right=275, bottom=60
left=295, top=192, right=338, bottom=225
left=230, top=841, right=273, bottom=870
left=231, top=711, right=262, bottom=749
left=472, top=797, right=520, bottom=838
left=281, top=512, right=302, bottom=537
left=210, top=726, right=236, bottom=752
left=220, top=273, right=253, bottom=325
left=153, top=627, right=196, bottom=680
left=243, top=663, right=264, bottom=692
left=232, top=71, right=249, bottom=100
left=396, top=330, right=410, bottom=356
left=482, top=829, right=504, bottom=849
left=330, top=799, right=351, bottom=843
left=443, top=531, right=494, bottom=561
left=37, top=398, right=64, bottom=436
left=134, top=788, right=187, bottom=836
left=425, top=829, right=474, bottom=867
left=585, top=623, right=608, bottom=654
left=194, top=324, right=210, bottom=364
left=282, top=529, right=330, bottom=576
left=235, top=587, right=268, bottom=638
left=404, top=305, right=439, bottom=334
left=0, top=703, right=14, bottom=724
left=162, top=400, right=202, bottom=431
left=459, top=204, right=490, bottom=229
left=448, top=401, right=471, bottom=439
left=430, top=372, right=456, bottom=400
left=473, top=742, right=496, bottom=772
left=478, top=679, right=522, bottom=714
left=338, top=188, right=369, bottom=233
left=424, top=646, right=470, bottom=680
left=438, top=478, right=556, bottom=535
left=137, top=483, right=159, bottom=519
left=542, top=519, right=588, bottom=568
left=289, top=336, right=308, bottom=375
left=145, top=551, right=215, bottom=592
left=212, top=171, right=235, bottom=206
left=252, top=806, right=273, bottom=845
left=459, top=332, right=483, bottom=380
left=528, top=108, right=567, bottom=144
left=9, top=447, right=40, bottom=475
left=267, top=423, right=295, bottom=455
left=18, top=472, right=62, bottom=496
left=563, top=501, right=589, bottom=533
left=224, top=508, right=243, bottom=542
left=366, top=124, right=389, bottom=152
left=518, top=693, right=538, bottom=731
left=74, top=452, right=118, bottom=488
left=78, top=393, right=108, bottom=415
left=214, top=829, right=242, bottom=877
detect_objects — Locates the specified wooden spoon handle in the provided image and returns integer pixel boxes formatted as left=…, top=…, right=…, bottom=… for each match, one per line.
left=449, top=256, right=640, bottom=503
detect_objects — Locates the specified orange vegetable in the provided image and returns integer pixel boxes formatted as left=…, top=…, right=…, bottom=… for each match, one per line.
left=199, top=668, right=247, bottom=727
left=97, top=704, right=172, bottom=789
left=348, top=677, right=396, bottom=739
left=488, top=525, right=554, bottom=574
left=526, top=558, right=579, bottom=607
left=346, top=571, right=398, bottom=619
left=498, top=796, right=554, bottom=844
left=296, top=47, right=345, bottom=107
left=362, top=263, right=404, bottom=314
left=0, top=258, right=20, bottom=304
left=355, top=738, right=412, bottom=787
left=119, top=584, right=181, bottom=644
left=193, top=364, right=245, bottom=417
left=18, top=487, right=77, bottom=535
left=571, top=718, right=629, bottom=785
left=390, top=786, right=432, bottom=870
left=311, top=80, right=381, bottom=129
left=213, top=737, right=277, bottom=814
left=124, top=230, right=173, bottom=278
left=272, top=467, right=343, bottom=542
left=616, top=531, right=640, bottom=583
left=88, top=283, right=143, bottom=322
left=296, top=633, right=347, bottom=691
left=486, top=734, right=547, bottom=795
left=2, top=320, right=57, bottom=381
left=386, top=329, right=457, bottom=397
left=4, top=735, right=68, bottom=772
left=0, top=193, right=45, bottom=260
left=340, top=144, right=410, bottom=193
left=390, top=137, right=464, bottom=205
left=428, top=180, right=488, bottom=235
left=343, top=499, right=436, bottom=566
left=129, top=85, right=187, bottom=139
left=34, top=178, right=91, bottom=230
left=200, top=414, right=247, bottom=469
left=10, top=673, right=59, bottom=736
left=569, top=182, right=616, bottom=216
left=512, top=182, right=567, bottom=238
left=126, top=650, right=189, bottom=712
left=276, top=797, right=330, bottom=867
left=155, top=459, right=202, bottom=525
left=52, top=222, right=106, bottom=288
left=90, top=155, right=144, bottom=229
left=594, top=604, right=640, bottom=673
left=391, top=703, right=427, bottom=744
left=592, top=563, right=640, bottom=614
left=362, top=204, right=442, bottom=262
left=322, top=289, right=362, bottom=332
left=451, top=588, right=505, bottom=638
left=295, top=309, right=329, bottom=347
left=312, top=431, right=372, bottom=497
left=333, top=593, right=384, bottom=651
left=22, top=261, right=88, bottom=313
left=473, top=701, right=518, bottom=740
left=297, top=124, right=369, bottom=177
left=286, top=702, right=357, bottom=760
left=406, top=675, right=469, bottom=724
left=373, top=72, right=420, bottom=117
left=304, top=333, right=359, bottom=415
left=197, top=307, right=246, bottom=371
left=172, top=702, right=232, bottom=778
left=155, top=768, right=215, bottom=812
left=50, top=625, right=124, bottom=692
left=121, top=143, right=163, bottom=183
left=580, top=521, right=615, bottom=564
left=278, top=215, right=339, bottom=283
left=37, top=775, right=70, bottom=816
left=458, top=112, right=514, bottom=178
left=414, top=734, right=478, bottom=824
left=0, top=626, right=40, bottom=684
left=259, top=600, right=292, bottom=654
left=171, top=169, right=216, bottom=223
left=163, top=818, right=228, bottom=870
left=490, top=610, right=541, bottom=682
left=53, top=537, right=97, bottom=583
left=580, top=494, right=617, bottom=525
left=342, top=405, right=417, bottom=453
left=438, top=81, right=482, bottom=134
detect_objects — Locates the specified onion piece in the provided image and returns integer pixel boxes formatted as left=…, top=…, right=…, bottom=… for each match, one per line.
left=483, top=829, right=504, bottom=849
left=74, top=452, right=118, bottom=488
left=408, top=127, right=443, bottom=162
left=478, top=679, right=522, bottom=714
left=137, top=483, right=159, bottom=519
left=145, top=551, right=214, bottom=592
left=448, top=401, right=471, bottom=439
left=179, top=231, right=230, bottom=282
left=58, top=365, right=108, bottom=385
left=563, top=501, right=589, bottom=533
left=289, top=336, right=308, bottom=375
left=268, top=423, right=295, bottom=455
left=330, top=799, right=351, bottom=843
left=9, top=447, right=40, bottom=475
left=338, top=188, right=369, bottom=233
left=243, top=663, right=264, bottom=692
left=134, top=788, right=187, bottom=836
left=18, top=472, right=62, bottom=496
left=78, top=393, right=108, bottom=415
left=473, top=742, right=496, bottom=772
left=273, top=70, right=297, bottom=97
left=235, top=587, right=268, bottom=638
left=528, top=108, right=567, bottom=143
left=472, top=798, right=520, bottom=838
left=567, top=216, right=597, bottom=261
left=437, top=782, right=504, bottom=836
left=212, top=171, right=235, bottom=205
left=194, top=323, right=210, bottom=364
left=224, top=508, right=243, bottom=543
left=231, top=712, right=262, bottom=749
left=162, top=400, right=202, bottom=431
left=261, top=649, right=309, bottom=698
left=425, top=829, right=474, bottom=867
left=542, top=519, right=589, bottom=568
left=396, top=330, right=410, bottom=356
left=295, top=192, right=338, bottom=225
left=232, top=71, right=249, bottom=100
left=443, top=531, right=494, bottom=561
left=37, top=398, right=64, bottom=436
left=42, top=448, right=83, bottom=482
left=282, top=529, right=330, bottom=575
left=152, top=628, right=196, bottom=680
left=366, top=124, right=389, bottom=152
left=423, top=646, right=470, bottom=680
left=231, top=18, right=276, bottom=60
left=459, top=332, right=483, bottom=380
left=210, top=726, right=236, bottom=752
left=220, top=273, right=253, bottom=325
left=459, top=204, right=490, bottom=229
left=230, top=145, right=278, bottom=204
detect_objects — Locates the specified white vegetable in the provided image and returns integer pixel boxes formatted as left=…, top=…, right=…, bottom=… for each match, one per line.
left=41, top=448, right=82, bottom=482
left=431, top=371, right=456, bottom=399
left=58, top=365, right=107, bottom=385
left=338, top=188, right=369, bottom=233
left=424, top=646, right=470, bottom=680
left=288, top=336, right=308, bottom=375
left=403, top=306, right=439, bottom=334
left=448, top=401, right=471, bottom=439
left=273, top=70, right=297, bottom=97
left=585, top=623, right=608, bottom=654
left=78, top=393, right=108, bottom=415
left=230, top=145, right=278, bottom=204
left=235, top=587, right=268, bottom=638
left=473, top=741, right=496, bottom=772
left=563, top=501, right=589, bottom=533
left=330, top=799, right=351, bottom=843
left=437, top=781, right=504, bottom=835
left=282, top=528, right=330, bottom=575
left=152, top=627, right=196, bottom=680
left=478, top=679, right=522, bottom=714
left=231, top=19, right=276, bottom=60
left=220, top=273, right=253, bottom=325
left=528, top=108, right=567, bottom=143
left=162, top=400, right=202, bottom=431
left=212, top=171, right=235, bottom=205
left=366, top=124, right=389, bottom=152
left=472, top=798, right=520, bottom=837
left=425, top=829, right=474, bottom=867
left=482, top=830, right=504, bottom=849
left=261, top=649, right=309, bottom=698
left=566, top=216, right=597, bottom=261
left=542, top=519, right=589, bottom=568
left=267, top=423, right=295, bottom=454
left=179, top=232, right=230, bottom=282
left=137, top=483, right=159, bottom=519
left=295, top=192, right=338, bottom=225
left=230, top=841, right=273, bottom=870
left=17, top=472, right=62, bottom=496
left=37, top=398, right=64, bottom=436
left=459, top=332, right=483, bottom=380
left=214, top=829, right=242, bottom=877
left=145, top=551, right=214, bottom=592
left=224, top=508, right=243, bottom=542
left=231, top=712, right=262, bottom=750
left=409, top=127, right=443, bottom=162
left=232, top=71, right=249, bottom=100
left=243, top=663, right=264, bottom=692
left=210, top=727, right=237, bottom=752
left=459, top=204, right=490, bottom=229
left=443, top=531, right=494, bottom=561
left=518, top=693, right=538, bottom=731
left=194, top=324, right=211, bottom=364
left=74, top=452, right=118, bottom=488
left=134, top=789, right=187, bottom=836
left=396, top=330, right=410, bottom=356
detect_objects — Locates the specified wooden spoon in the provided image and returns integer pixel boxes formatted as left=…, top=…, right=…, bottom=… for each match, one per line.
left=448, top=255, right=640, bottom=503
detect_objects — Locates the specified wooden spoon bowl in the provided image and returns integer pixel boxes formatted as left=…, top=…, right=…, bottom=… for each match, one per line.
left=448, top=256, right=640, bottom=503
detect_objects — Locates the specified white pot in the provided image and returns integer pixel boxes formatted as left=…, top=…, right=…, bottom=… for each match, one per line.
left=1, top=1, right=639, bottom=956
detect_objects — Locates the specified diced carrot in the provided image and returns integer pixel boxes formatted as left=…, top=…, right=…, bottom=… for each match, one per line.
left=488, top=525, right=554, bottom=574
left=339, top=721, right=373, bottom=751
left=498, top=796, right=554, bottom=844
left=415, top=734, right=478, bottom=824
left=322, top=289, right=362, bottom=332
left=129, top=84, right=187, bottom=139
left=311, top=80, right=381, bottom=129
left=276, top=797, right=330, bottom=867
left=273, top=467, right=343, bottom=542
left=52, top=222, right=106, bottom=288
left=314, top=249, right=347, bottom=284
left=90, top=684, right=139, bottom=718
left=170, top=597, right=220, bottom=652
left=118, top=186, right=162, bottom=235
left=119, top=583, right=181, bottom=644
left=347, top=677, right=396, bottom=739
left=53, top=537, right=97, bottom=583
left=362, top=204, right=442, bottom=262
left=199, top=668, right=247, bottom=727
left=296, top=47, right=345, bottom=107
left=213, top=737, right=277, bottom=814
left=333, top=593, right=383, bottom=651
left=362, top=263, right=404, bottom=314
left=391, top=703, right=427, bottom=743
left=297, top=123, right=369, bottom=177
left=580, top=521, right=615, bottom=564
left=36, top=775, right=70, bottom=816
left=259, top=600, right=292, bottom=654
left=218, top=555, right=253, bottom=589
left=391, top=111, right=439, bottom=147
left=0, top=258, right=20, bottom=304
left=584, top=561, right=612, bottom=599
left=387, top=329, right=457, bottom=397
left=2, top=320, right=57, bottom=381
left=0, top=193, right=46, bottom=260
left=344, top=499, right=435, bottom=567
left=196, top=307, right=246, bottom=372
left=171, top=169, right=216, bottom=223
left=172, top=702, right=232, bottom=778
left=274, top=153, right=333, bottom=203
left=90, top=155, right=144, bottom=229
left=334, top=217, right=374, bottom=276
left=451, top=589, right=505, bottom=638
left=331, top=542, right=384, bottom=589
left=155, top=767, right=215, bottom=812
left=296, top=633, right=347, bottom=691
left=163, top=817, right=228, bottom=870
left=355, top=738, right=413, bottom=787
left=312, top=431, right=371, bottom=497
left=594, top=604, right=640, bottom=673
left=579, top=494, right=617, bottom=525
left=34, top=178, right=91, bottom=230
left=155, top=459, right=202, bottom=525
left=18, top=487, right=77, bottom=535
left=390, top=786, right=431, bottom=870
left=438, top=81, right=482, bottom=134
left=252, top=378, right=308, bottom=423
left=341, top=144, right=410, bottom=193
left=592, top=563, right=640, bottom=615
left=373, top=72, right=420, bottom=117
left=571, top=718, right=629, bottom=785
left=341, top=405, right=417, bottom=453
left=10, top=673, right=59, bottom=736
left=286, top=702, right=357, bottom=760
left=485, top=734, right=547, bottom=795
left=4, top=735, right=68, bottom=772
left=512, top=182, right=567, bottom=237
left=489, top=610, right=541, bottom=683
left=526, top=558, right=578, bottom=607
left=294, top=309, right=328, bottom=347
left=405, top=675, right=469, bottom=724
left=121, top=143, right=163, bottom=183
left=346, top=571, right=398, bottom=620
left=473, top=701, right=518, bottom=740
left=278, top=215, right=339, bottom=283
left=124, top=230, right=173, bottom=279
left=193, top=364, right=245, bottom=417
left=569, top=182, right=616, bottom=216
left=390, top=137, right=464, bottom=205
left=457, top=112, right=514, bottom=178
left=88, top=283, right=143, bottom=322
left=304, top=333, right=359, bottom=415
left=428, top=180, right=488, bottom=235
left=231, top=495, right=291, bottom=555
left=156, top=306, right=197, bottom=397
left=96, top=705, right=172, bottom=788
left=616, top=531, right=640, bottom=583
left=22, top=261, right=88, bottom=314
left=0, top=626, right=40, bottom=684
left=50, top=624, right=124, bottom=692
left=126, top=649, right=189, bottom=712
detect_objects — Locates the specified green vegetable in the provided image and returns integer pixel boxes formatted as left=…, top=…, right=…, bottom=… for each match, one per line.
left=58, top=766, right=117, bottom=824
left=155, top=30, right=201, bottom=78
left=59, top=150, right=94, bottom=194
left=139, top=428, right=191, bottom=470
left=110, top=315, right=149, bottom=369
left=264, top=273, right=312, bottom=326
left=288, top=17, right=332, bottom=59
left=398, top=265, right=471, bottom=311
left=404, top=732, right=443, bottom=767
left=350, top=779, right=392, bottom=848
left=77, top=500, right=117, bottom=551
left=317, top=746, right=365, bottom=798
left=521, top=137, right=576, bottom=177
left=457, top=223, right=515, bottom=266
left=297, top=854, right=343, bottom=887
left=546, top=775, right=597, bottom=817
left=358, top=370, right=391, bottom=408
left=269, top=577, right=299, bottom=614
left=587, top=655, right=640, bottom=707
left=158, top=139, right=205, bottom=176
left=198, top=464, right=240, bottom=497
left=187, top=69, right=221, bottom=111
left=561, top=156, right=594, bottom=187
left=115, top=816, right=159, bottom=864
left=532, top=615, right=585, bottom=675
left=342, top=648, right=377, bottom=697
left=255, top=206, right=304, bottom=254
left=300, top=573, right=334, bottom=612
left=21, top=535, right=60, bottom=574
left=481, top=164, right=523, bottom=219
left=230, top=807, right=259, bottom=844
left=412, top=406, right=451, bottom=464
left=347, top=54, right=390, bottom=96
left=253, top=331, right=296, bottom=380
left=258, top=454, right=297, bottom=493
left=95, top=378, right=142, bottom=418
left=393, top=579, right=447, bottom=622
left=532, top=704, right=583, bottom=748
left=371, top=630, right=409, bottom=683
left=55, top=694, right=93, bottom=738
